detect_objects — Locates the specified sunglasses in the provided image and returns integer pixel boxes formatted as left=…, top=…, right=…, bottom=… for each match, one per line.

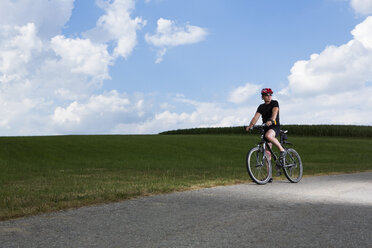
left=263, top=94, right=272, bottom=96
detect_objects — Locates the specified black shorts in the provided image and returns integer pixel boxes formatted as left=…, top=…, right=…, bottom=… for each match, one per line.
left=264, top=125, right=280, bottom=141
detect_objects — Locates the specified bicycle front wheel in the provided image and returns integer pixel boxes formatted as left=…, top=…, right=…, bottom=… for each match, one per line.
left=283, top=148, right=303, bottom=183
left=246, top=146, right=272, bottom=185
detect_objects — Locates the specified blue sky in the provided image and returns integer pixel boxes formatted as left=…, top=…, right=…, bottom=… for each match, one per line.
left=65, top=0, right=360, bottom=97
left=0, top=0, right=372, bottom=135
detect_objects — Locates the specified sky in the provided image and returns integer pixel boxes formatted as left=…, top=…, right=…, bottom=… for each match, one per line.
left=0, top=0, right=372, bottom=135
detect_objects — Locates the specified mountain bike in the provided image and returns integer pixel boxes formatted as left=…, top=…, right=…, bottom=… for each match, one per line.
left=246, top=124, right=303, bottom=185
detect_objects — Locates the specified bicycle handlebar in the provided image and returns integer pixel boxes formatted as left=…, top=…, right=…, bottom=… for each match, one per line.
left=252, top=123, right=267, bottom=131
left=245, top=124, right=267, bottom=133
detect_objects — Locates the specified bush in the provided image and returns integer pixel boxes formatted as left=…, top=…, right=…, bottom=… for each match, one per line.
left=159, top=125, right=372, bottom=137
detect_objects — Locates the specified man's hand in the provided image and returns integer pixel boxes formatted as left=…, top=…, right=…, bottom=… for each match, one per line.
left=266, top=119, right=276, bottom=127
left=245, top=126, right=253, bottom=132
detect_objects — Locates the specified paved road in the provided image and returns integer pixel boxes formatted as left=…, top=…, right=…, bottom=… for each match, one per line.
left=1, top=172, right=372, bottom=248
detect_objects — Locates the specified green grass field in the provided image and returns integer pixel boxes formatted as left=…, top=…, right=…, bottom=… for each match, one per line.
left=1, top=134, right=371, bottom=220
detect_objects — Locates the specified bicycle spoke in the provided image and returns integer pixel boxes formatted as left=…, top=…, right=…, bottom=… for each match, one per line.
left=288, top=167, right=293, bottom=177
left=247, top=147, right=271, bottom=184
left=283, top=148, right=303, bottom=183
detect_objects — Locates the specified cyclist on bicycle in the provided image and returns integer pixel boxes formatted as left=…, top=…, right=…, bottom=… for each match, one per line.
left=246, top=88, right=286, bottom=170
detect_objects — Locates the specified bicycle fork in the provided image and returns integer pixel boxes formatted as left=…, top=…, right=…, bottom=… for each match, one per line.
left=257, top=144, right=271, bottom=177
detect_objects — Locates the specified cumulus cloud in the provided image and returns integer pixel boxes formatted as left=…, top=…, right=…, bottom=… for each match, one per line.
left=0, top=23, right=42, bottom=80
left=0, top=23, right=115, bottom=135
left=350, top=0, right=372, bottom=15
left=50, top=35, right=112, bottom=80
left=84, top=0, right=146, bottom=59
left=285, top=16, right=372, bottom=96
left=0, top=0, right=74, bottom=38
left=277, top=15, right=372, bottom=125
left=351, top=16, right=372, bottom=49
left=113, top=95, right=254, bottom=134
left=229, top=83, right=262, bottom=104
left=145, top=18, right=207, bottom=63
left=51, top=90, right=150, bottom=133
left=279, top=88, right=372, bottom=125
left=0, top=0, right=147, bottom=135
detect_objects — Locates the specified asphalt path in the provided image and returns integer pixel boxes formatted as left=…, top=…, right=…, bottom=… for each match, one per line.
left=1, top=172, right=372, bottom=248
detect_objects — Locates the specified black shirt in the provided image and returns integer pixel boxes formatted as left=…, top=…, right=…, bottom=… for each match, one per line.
left=257, top=100, right=280, bottom=125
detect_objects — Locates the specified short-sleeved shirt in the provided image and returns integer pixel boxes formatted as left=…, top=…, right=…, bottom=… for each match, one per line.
left=257, top=100, right=280, bottom=126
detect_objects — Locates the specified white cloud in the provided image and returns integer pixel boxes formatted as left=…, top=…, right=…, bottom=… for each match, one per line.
left=279, top=88, right=372, bottom=125
left=277, top=15, right=372, bottom=125
left=0, top=21, right=117, bottom=135
left=113, top=95, right=255, bottom=134
left=146, top=18, right=208, bottom=47
left=50, top=35, right=112, bottom=80
left=351, top=16, right=372, bottom=49
left=0, top=0, right=150, bottom=135
left=229, top=83, right=262, bottom=104
left=0, top=23, right=42, bottom=79
left=0, top=0, right=74, bottom=38
left=50, top=90, right=158, bottom=134
left=84, top=0, right=146, bottom=59
left=350, top=0, right=372, bottom=15
left=53, top=91, right=130, bottom=124
left=285, top=16, right=372, bottom=96
left=145, top=18, right=207, bottom=63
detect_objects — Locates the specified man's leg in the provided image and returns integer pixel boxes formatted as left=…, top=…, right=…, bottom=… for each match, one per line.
left=265, top=129, right=284, bottom=152
left=265, top=142, right=272, bottom=160
left=265, top=129, right=286, bottom=167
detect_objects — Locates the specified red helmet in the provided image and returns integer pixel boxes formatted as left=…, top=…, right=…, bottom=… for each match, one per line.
left=261, top=88, right=273, bottom=95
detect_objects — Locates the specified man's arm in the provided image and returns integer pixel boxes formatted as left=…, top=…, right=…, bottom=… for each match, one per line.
left=246, top=112, right=261, bottom=131
left=266, top=107, right=279, bottom=126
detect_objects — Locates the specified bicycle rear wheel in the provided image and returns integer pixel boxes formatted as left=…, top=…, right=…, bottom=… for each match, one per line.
left=283, top=148, right=303, bottom=183
left=246, top=146, right=272, bottom=185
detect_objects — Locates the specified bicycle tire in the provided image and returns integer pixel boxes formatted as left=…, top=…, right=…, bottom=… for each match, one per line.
left=283, top=148, right=303, bottom=183
left=246, top=146, right=272, bottom=185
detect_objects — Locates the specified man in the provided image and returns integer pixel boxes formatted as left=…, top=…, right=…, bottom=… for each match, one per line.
left=246, top=88, right=286, bottom=176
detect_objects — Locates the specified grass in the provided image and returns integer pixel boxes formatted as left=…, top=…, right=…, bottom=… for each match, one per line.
left=0, top=134, right=371, bottom=220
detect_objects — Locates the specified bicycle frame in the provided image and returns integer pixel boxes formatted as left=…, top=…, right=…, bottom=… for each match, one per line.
left=256, top=136, right=279, bottom=167
left=254, top=125, right=292, bottom=167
